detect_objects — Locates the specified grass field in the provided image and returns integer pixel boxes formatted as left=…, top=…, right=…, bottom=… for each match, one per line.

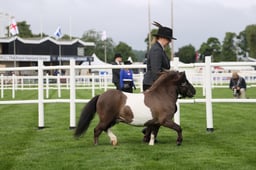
left=0, top=87, right=256, bottom=170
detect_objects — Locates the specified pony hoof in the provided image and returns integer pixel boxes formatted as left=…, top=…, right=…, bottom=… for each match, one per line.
left=111, top=140, right=118, bottom=146
left=176, top=142, right=182, bottom=146
left=176, top=140, right=182, bottom=146
left=149, top=142, right=154, bottom=146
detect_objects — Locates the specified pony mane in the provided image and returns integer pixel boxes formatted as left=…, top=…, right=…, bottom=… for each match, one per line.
left=148, top=70, right=178, bottom=91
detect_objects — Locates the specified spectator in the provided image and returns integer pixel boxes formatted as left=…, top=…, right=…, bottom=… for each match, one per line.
left=229, top=72, right=247, bottom=99
left=111, top=53, right=122, bottom=90
left=120, top=61, right=136, bottom=93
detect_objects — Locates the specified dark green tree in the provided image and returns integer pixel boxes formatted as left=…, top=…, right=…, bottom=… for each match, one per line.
left=114, top=41, right=136, bottom=62
left=199, top=37, right=221, bottom=62
left=221, top=32, right=237, bottom=61
left=81, top=29, right=115, bottom=62
left=61, top=34, right=75, bottom=40
left=245, top=25, right=256, bottom=59
left=176, top=44, right=196, bottom=63
left=16, top=21, right=33, bottom=38
left=236, top=30, right=248, bottom=59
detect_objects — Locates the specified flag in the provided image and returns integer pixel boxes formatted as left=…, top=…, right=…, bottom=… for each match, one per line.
left=9, top=18, right=19, bottom=36
left=101, top=30, right=107, bottom=41
left=54, top=26, right=62, bottom=39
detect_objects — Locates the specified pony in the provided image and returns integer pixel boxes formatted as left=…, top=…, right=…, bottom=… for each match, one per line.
left=74, top=70, right=196, bottom=146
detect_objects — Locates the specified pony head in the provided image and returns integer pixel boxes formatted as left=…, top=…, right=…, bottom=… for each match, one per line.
left=175, top=71, right=196, bottom=98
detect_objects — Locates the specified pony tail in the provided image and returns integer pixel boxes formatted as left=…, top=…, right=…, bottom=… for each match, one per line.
left=74, top=95, right=100, bottom=137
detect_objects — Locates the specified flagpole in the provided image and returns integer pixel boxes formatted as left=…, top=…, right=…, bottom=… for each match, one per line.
left=14, top=36, right=16, bottom=67
left=148, top=0, right=151, bottom=50
left=59, top=44, right=62, bottom=66
left=69, top=16, right=72, bottom=40
left=171, top=0, right=174, bottom=61
left=101, top=30, right=107, bottom=63
left=54, top=26, right=62, bottom=68
left=104, top=40, right=107, bottom=63
left=40, top=15, right=43, bottom=38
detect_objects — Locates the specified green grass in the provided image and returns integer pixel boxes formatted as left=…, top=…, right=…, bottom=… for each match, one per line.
left=0, top=87, right=256, bottom=170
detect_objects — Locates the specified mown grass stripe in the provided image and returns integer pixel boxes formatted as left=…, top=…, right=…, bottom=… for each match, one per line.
left=0, top=88, right=256, bottom=170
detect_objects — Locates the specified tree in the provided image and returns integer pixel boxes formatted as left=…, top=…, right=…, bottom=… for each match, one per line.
left=16, top=21, right=33, bottom=38
left=245, top=25, right=256, bottom=59
left=61, top=34, right=75, bottom=40
left=176, top=44, right=196, bottom=63
left=133, top=49, right=146, bottom=62
left=199, top=37, right=221, bottom=62
left=81, top=29, right=115, bottom=62
left=221, top=32, right=237, bottom=61
left=236, top=30, right=248, bottom=59
left=114, top=42, right=136, bottom=62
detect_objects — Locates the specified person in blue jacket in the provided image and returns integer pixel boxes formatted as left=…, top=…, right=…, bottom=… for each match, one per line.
left=120, top=60, right=136, bottom=93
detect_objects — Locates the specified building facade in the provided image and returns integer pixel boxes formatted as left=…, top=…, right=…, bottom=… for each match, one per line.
left=0, top=36, right=95, bottom=75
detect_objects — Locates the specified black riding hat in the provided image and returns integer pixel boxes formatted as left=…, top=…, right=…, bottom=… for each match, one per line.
left=152, top=21, right=176, bottom=41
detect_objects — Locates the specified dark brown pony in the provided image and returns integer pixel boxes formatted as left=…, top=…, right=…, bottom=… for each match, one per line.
left=74, top=70, right=196, bottom=145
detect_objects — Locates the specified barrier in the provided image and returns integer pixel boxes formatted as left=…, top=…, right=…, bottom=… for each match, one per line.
left=0, top=57, right=256, bottom=130
left=174, top=57, right=256, bottom=131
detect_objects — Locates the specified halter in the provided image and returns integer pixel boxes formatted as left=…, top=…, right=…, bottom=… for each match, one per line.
left=177, top=81, right=188, bottom=99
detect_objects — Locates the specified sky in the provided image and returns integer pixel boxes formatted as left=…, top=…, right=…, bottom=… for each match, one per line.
left=0, top=0, right=256, bottom=52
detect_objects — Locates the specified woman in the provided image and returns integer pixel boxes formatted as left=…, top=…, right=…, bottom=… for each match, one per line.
left=111, top=53, right=123, bottom=90
left=120, top=61, right=136, bottom=93
left=142, top=21, right=176, bottom=142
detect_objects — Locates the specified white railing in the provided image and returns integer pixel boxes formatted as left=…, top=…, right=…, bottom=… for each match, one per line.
left=0, top=57, right=256, bottom=130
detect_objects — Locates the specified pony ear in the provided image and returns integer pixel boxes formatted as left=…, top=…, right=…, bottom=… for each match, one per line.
left=179, top=71, right=186, bottom=79
left=157, top=69, right=168, bottom=77
left=173, top=71, right=185, bottom=83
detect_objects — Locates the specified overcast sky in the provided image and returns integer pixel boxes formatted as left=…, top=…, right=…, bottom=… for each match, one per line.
left=1, top=0, right=255, bottom=52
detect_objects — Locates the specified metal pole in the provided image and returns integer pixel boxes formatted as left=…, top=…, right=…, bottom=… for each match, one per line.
left=59, top=44, right=62, bottom=66
left=104, top=40, right=107, bottom=63
left=14, top=36, right=16, bottom=67
left=171, top=0, right=174, bottom=61
left=148, top=0, right=152, bottom=50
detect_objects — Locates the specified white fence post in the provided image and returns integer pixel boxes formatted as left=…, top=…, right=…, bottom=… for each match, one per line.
left=21, top=76, right=24, bottom=90
left=12, top=74, right=15, bottom=99
left=205, top=56, right=214, bottom=132
left=173, top=57, right=180, bottom=125
left=38, top=60, right=44, bottom=128
left=1, top=74, right=3, bottom=98
left=57, top=73, right=61, bottom=98
left=104, top=72, right=107, bottom=91
left=69, top=59, right=76, bottom=128
left=46, top=73, right=49, bottom=99
left=92, top=73, right=95, bottom=97
left=139, top=72, right=144, bottom=93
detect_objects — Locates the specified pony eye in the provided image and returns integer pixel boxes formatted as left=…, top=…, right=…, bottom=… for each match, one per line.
left=181, top=82, right=187, bottom=86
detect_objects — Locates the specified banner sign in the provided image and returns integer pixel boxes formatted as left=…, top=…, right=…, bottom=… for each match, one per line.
left=0, top=55, right=51, bottom=61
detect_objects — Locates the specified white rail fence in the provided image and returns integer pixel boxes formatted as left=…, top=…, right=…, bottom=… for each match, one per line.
left=0, top=57, right=256, bottom=130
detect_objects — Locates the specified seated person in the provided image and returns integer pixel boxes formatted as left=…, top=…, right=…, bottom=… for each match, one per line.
left=229, top=72, right=247, bottom=99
